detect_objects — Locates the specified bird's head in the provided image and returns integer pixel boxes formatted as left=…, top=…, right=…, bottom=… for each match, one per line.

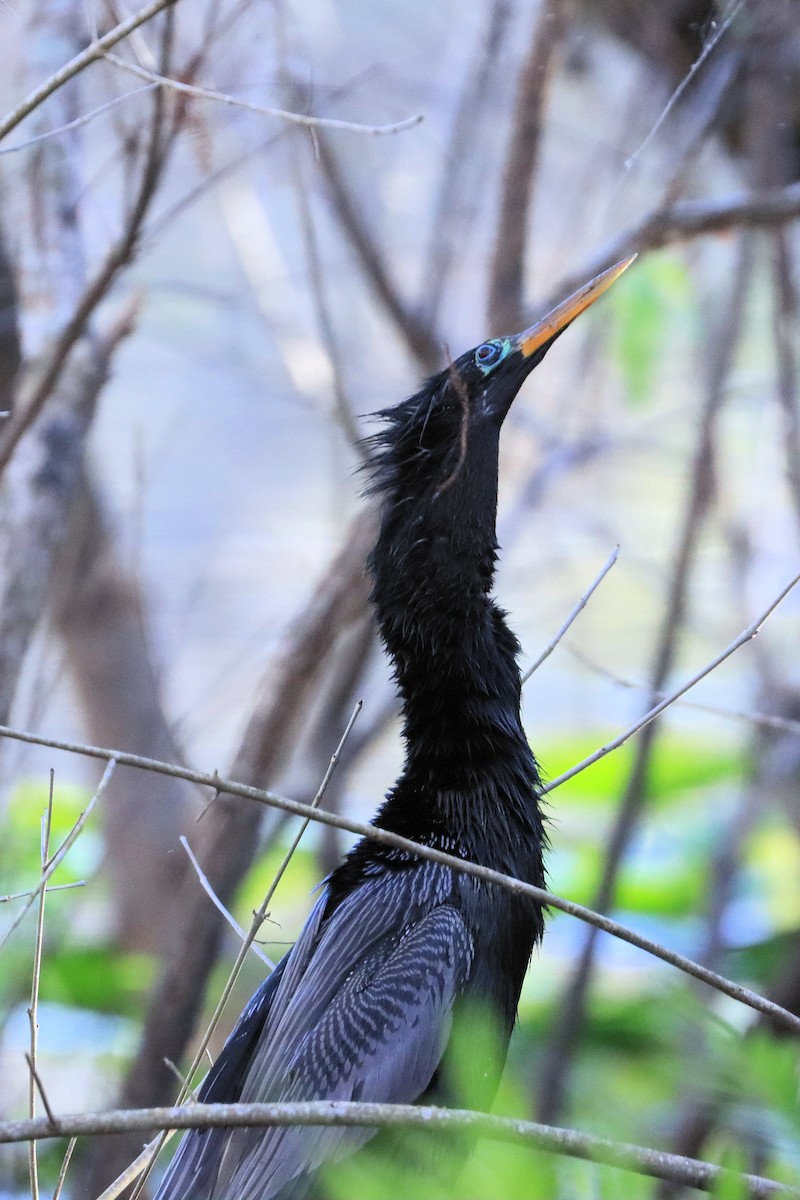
left=366, top=256, right=635, bottom=516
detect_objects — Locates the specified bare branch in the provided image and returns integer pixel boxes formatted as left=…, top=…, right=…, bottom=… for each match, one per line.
left=315, top=135, right=442, bottom=370
left=127, top=701, right=366, bottom=1200
left=621, top=0, right=745, bottom=174
left=543, top=569, right=800, bottom=790
left=0, top=77, right=168, bottom=475
left=0, top=759, right=116, bottom=949
left=105, top=53, right=424, bottom=136
left=0, top=720, right=798, bottom=1034
left=0, top=0, right=182, bottom=143
left=1, top=882, right=85, bottom=903
left=52, top=1137, right=76, bottom=1200
left=0, top=85, right=157, bottom=155
left=568, top=645, right=800, bottom=737
left=0, top=1103, right=797, bottom=1198
left=26, top=771, right=54, bottom=1200
left=179, top=837, right=273, bottom=968
left=0, top=307, right=139, bottom=727
left=290, top=144, right=364, bottom=454
left=84, top=510, right=378, bottom=1192
left=423, top=0, right=512, bottom=326
left=772, top=230, right=800, bottom=535
left=534, top=182, right=800, bottom=322
left=24, top=1055, right=58, bottom=1130
left=53, top=467, right=196, bottom=954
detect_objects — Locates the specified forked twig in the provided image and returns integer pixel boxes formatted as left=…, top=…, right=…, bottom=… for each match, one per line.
left=0, top=760, right=116, bottom=950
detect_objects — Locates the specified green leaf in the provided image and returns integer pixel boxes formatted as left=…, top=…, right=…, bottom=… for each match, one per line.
left=41, top=945, right=155, bottom=1014
left=609, top=252, right=694, bottom=405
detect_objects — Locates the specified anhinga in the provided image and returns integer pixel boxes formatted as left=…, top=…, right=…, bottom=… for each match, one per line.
left=155, top=257, right=634, bottom=1200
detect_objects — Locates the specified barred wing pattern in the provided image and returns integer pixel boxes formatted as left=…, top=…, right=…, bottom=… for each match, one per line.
left=156, top=864, right=474, bottom=1200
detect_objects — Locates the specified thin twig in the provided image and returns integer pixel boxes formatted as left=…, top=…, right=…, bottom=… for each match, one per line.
left=621, top=0, right=744, bottom=175
left=534, top=182, right=800, bottom=323
left=142, top=69, right=377, bottom=245
left=772, top=230, right=800, bottom=537
left=27, top=770, right=55, bottom=1200
left=0, top=0, right=182, bottom=142
left=0, top=110, right=165, bottom=476
left=0, top=760, right=116, bottom=949
left=179, top=837, right=273, bottom=968
left=521, top=546, right=619, bottom=682
left=105, top=54, right=423, bottom=136
left=24, top=1055, right=58, bottom=1130
left=290, top=142, right=364, bottom=454
left=1, top=1103, right=797, bottom=1198
left=0, top=882, right=85, bottom=903
left=0, top=85, right=157, bottom=155
left=314, top=134, right=442, bottom=370
left=543, top=569, right=800, bottom=790
left=423, top=0, right=511, bottom=325
left=0, top=721, right=799, bottom=1034
left=52, top=1137, right=76, bottom=1200
left=567, top=645, right=800, bottom=737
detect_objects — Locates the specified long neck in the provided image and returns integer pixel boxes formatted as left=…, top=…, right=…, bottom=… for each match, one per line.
left=369, top=479, right=543, bottom=850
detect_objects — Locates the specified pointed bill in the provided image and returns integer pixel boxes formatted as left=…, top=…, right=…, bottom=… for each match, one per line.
left=514, top=255, right=637, bottom=359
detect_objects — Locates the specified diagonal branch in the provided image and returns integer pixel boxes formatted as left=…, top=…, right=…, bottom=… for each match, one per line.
left=3, top=548, right=800, bottom=1041
left=0, top=0, right=182, bottom=143
left=314, top=134, right=442, bottom=370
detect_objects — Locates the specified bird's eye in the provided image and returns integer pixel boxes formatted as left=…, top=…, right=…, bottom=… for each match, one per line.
left=474, top=340, right=504, bottom=371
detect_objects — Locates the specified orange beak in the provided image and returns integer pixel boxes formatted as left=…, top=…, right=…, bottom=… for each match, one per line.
left=514, top=255, right=636, bottom=359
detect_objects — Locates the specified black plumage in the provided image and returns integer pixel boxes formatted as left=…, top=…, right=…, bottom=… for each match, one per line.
left=154, top=257, right=634, bottom=1200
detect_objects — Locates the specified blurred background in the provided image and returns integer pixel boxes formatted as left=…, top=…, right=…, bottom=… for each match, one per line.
left=1, top=0, right=800, bottom=1196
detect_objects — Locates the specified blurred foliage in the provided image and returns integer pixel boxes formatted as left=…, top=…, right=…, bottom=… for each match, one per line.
left=609, top=251, right=695, bottom=405
left=2, top=727, right=800, bottom=1198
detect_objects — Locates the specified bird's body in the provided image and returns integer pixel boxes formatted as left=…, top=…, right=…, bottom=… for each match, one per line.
left=155, top=258, right=633, bottom=1200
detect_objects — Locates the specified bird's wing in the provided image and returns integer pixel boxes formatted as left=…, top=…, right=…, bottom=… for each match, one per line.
left=212, top=864, right=473, bottom=1200
left=153, top=954, right=293, bottom=1200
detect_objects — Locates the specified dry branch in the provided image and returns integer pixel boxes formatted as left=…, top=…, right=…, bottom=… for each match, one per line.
left=3, top=572, right=800, bottom=1045
left=105, top=54, right=423, bottom=136
left=0, top=0, right=182, bottom=143
left=315, top=135, right=442, bottom=370
left=0, top=1103, right=797, bottom=1198
left=423, top=0, right=512, bottom=326
left=534, top=182, right=800, bottom=321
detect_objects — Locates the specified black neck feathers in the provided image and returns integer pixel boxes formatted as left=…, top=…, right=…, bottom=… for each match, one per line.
left=360, top=361, right=545, bottom=860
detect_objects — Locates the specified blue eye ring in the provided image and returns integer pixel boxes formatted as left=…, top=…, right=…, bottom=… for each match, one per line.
left=474, top=339, right=506, bottom=372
